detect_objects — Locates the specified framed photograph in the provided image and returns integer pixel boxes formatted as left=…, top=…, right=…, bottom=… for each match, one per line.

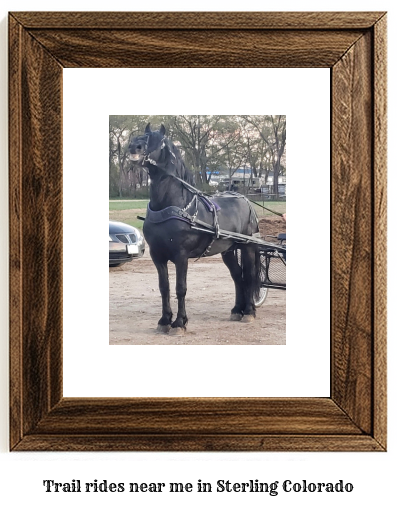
left=9, top=11, right=387, bottom=451
left=106, top=114, right=287, bottom=347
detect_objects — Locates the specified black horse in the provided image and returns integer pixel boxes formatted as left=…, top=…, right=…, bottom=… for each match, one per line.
left=129, top=123, right=262, bottom=334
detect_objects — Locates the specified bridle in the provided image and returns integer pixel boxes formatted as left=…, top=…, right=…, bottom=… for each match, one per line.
left=136, top=132, right=220, bottom=204
left=137, top=131, right=167, bottom=166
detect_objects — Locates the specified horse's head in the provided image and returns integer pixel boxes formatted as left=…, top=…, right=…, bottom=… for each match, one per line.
left=128, top=123, right=166, bottom=166
left=129, top=123, right=192, bottom=183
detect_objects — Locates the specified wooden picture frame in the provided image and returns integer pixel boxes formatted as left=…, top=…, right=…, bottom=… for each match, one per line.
left=9, top=11, right=387, bottom=451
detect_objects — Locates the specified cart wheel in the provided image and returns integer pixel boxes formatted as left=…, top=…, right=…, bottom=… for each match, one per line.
left=254, top=264, right=269, bottom=308
left=236, top=248, right=269, bottom=307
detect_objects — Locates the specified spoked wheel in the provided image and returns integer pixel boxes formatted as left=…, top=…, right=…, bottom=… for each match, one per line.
left=254, top=261, right=269, bottom=308
left=236, top=248, right=269, bottom=308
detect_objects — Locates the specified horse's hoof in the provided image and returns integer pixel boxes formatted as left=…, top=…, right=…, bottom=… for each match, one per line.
left=169, top=326, right=186, bottom=335
left=230, top=313, right=243, bottom=321
left=241, top=314, right=255, bottom=323
left=157, top=324, right=171, bottom=333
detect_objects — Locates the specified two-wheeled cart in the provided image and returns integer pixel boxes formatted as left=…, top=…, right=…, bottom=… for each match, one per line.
left=189, top=220, right=286, bottom=308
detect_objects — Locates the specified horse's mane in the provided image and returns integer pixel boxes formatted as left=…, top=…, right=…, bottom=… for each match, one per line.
left=167, top=139, right=195, bottom=186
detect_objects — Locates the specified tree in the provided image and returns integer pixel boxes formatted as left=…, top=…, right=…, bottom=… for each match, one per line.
left=240, top=115, right=286, bottom=197
left=168, top=115, right=242, bottom=187
left=109, top=115, right=286, bottom=197
left=109, top=115, right=152, bottom=197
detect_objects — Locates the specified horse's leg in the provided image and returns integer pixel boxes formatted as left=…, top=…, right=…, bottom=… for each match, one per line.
left=152, top=256, right=173, bottom=332
left=240, top=244, right=259, bottom=323
left=170, top=255, right=189, bottom=334
left=222, top=248, right=245, bottom=321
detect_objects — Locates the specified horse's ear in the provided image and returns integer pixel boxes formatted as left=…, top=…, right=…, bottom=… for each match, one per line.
left=145, top=123, right=151, bottom=134
left=160, top=124, right=166, bottom=136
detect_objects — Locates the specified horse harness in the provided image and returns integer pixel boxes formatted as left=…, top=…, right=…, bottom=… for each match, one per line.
left=146, top=191, right=222, bottom=257
left=141, top=132, right=258, bottom=257
left=139, top=133, right=221, bottom=249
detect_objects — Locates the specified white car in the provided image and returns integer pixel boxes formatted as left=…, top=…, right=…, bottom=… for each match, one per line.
left=109, top=221, right=145, bottom=267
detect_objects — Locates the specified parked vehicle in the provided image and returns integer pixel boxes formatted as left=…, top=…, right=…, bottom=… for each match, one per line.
left=109, top=221, right=145, bottom=267
left=219, top=177, right=260, bottom=192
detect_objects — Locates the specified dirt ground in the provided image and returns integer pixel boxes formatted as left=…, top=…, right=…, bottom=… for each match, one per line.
left=109, top=217, right=286, bottom=346
left=258, top=216, right=286, bottom=238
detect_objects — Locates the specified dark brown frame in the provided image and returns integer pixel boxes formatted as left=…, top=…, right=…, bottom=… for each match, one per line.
left=9, top=11, right=387, bottom=451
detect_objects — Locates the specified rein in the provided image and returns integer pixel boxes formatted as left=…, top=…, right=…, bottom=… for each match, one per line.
left=248, top=200, right=285, bottom=217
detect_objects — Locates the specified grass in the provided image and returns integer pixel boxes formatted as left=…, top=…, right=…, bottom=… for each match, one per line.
left=109, top=200, right=149, bottom=211
left=109, top=199, right=149, bottom=230
left=117, top=218, right=145, bottom=230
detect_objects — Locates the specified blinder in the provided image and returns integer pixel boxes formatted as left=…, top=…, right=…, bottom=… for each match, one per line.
left=140, top=131, right=167, bottom=167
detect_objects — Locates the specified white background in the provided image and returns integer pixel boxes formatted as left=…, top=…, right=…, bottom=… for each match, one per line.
left=63, top=68, right=330, bottom=397
left=0, top=1, right=395, bottom=507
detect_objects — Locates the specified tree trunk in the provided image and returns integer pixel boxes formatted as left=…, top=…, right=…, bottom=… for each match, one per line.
left=273, top=161, right=279, bottom=198
left=117, top=139, right=123, bottom=198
